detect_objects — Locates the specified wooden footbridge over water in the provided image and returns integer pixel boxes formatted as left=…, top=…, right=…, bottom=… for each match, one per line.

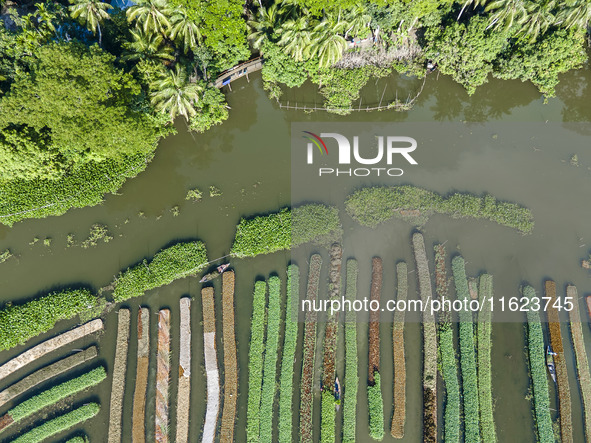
left=213, top=56, right=263, bottom=90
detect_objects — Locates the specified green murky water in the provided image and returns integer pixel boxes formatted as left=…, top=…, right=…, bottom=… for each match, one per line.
left=1, top=67, right=591, bottom=442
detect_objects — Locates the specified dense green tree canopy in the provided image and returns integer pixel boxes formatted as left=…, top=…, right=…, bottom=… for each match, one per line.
left=0, top=42, right=162, bottom=180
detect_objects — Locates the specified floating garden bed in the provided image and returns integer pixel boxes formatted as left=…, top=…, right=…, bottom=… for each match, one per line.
left=567, top=285, right=591, bottom=442
left=522, top=285, right=553, bottom=443
left=279, top=265, right=300, bottom=443
left=202, top=288, right=219, bottom=443
left=0, top=319, right=103, bottom=387
left=246, top=280, right=267, bottom=442
left=368, top=257, right=384, bottom=441
left=412, top=233, right=437, bottom=443
left=177, top=298, right=192, bottom=443
left=155, top=309, right=171, bottom=443
left=0, top=346, right=97, bottom=410
left=345, top=186, right=534, bottom=233
left=300, top=254, right=322, bottom=443
left=344, top=259, right=359, bottom=443
left=434, top=245, right=459, bottom=443
left=108, top=309, right=130, bottom=443
left=452, top=256, right=480, bottom=443
left=545, top=280, right=572, bottom=443
left=260, top=276, right=282, bottom=442
left=132, top=307, right=150, bottom=443
left=321, top=244, right=342, bottom=443
left=478, top=274, right=496, bottom=443
left=112, top=241, right=208, bottom=301
left=0, top=366, right=106, bottom=433
left=231, top=204, right=342, bottom=258
left=220, top=272, right=237, bottom=443
left=0, top=289, right=99, bottom=352
left=11, top=402, right=100, bottom=443
left=391, top=261, right=408, bottom=439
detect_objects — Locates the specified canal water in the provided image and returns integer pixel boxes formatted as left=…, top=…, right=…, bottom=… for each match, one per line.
left=1, top=66, right=591, bottom=442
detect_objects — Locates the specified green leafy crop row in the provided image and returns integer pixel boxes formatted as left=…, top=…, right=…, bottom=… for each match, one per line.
left=523, top=285, right=554, bottom=443
left=246, top=280, right=267, bottom=442
left=478, top=274, right=497, bottom=443
left=343, top=259, right=359, bottom=443
left=12, top=403, right=100, bottom=443
left=345, top=186, right=534, bottom=233
left=321, top=391, right=336, bottom=443
left=230, top=204, right=342, bottom=258
left=5, top=367, right=106, bottom=427
left=259, top=276, right=282, bottom=442
left=279, top=265, right=300, bottom=443
left=451, top=256, right=480, bottom=443
left=368, top=372, right=384, bottom=441
left=112, top=241, right=208, bottom=301
left=0, top=289, right=99, bottom=351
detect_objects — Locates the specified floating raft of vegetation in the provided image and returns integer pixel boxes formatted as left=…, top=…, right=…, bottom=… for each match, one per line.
left=343, top=260, right=359, bottom=443
left=260, top=276, right=282, bottom=442
left=300, top=254, right=322, bottom=443
left=155, top=309, right=171, bottom=443
left=108, top=309, right=130, bottom=443
left=0, top=346, right=97, bottom=410
left=230, top=204, right=342, bottom=258
left=279, top=265, right=300, bottom=443
left=220, top=272, right=237, bottom=443
left=413, top=233, right=437, bottom=443
left=11, top=402, right=100, bottom=443
left=132, top=307, right=150, bottom=443
left=368, top=257, right=384, bottom=441
left=202, top=288, right=220, bottom=443
left=434, top=245, right=459, bottom=443
left=0, top=319, right=103, bottom=382
left=522, top=285, right=553, bottom=443
left=246, top=281, right=267, bottom=442
left=452, top=256, right=480, bottom=443
left=176, top=298, right=192, bottom=443
left=567, top=285, right=591, bottom=442
left=345, top=186, right=534, bottom=233
left=0, top=288, right=99, bottom=352
left=391, top=261, right=408, bottom=439
left=545, top=281, right=572, bottom=443
left=321, top=244, right=342, bottom=443
left=478, top=274, right=496, bottom=443
left=112, top=241, right=208, bottom=301
left=0, top=366, right=106, bottom=433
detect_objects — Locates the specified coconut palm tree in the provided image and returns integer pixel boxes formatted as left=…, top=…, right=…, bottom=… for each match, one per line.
left=247, top=3, right=283, bottom=50
left=277, top=16, right=313, bottom=61
left=170, top=7, right=202, bottom=53
left=485, top=0, right=529, bottom=31
left=150, top=65, right=202, bottom=122
left=122, top=28, right=174, bottom=63
left=519, top=0, right=557, bottom=40
left=343, top=6, right=372, bottom=39
left=457, top=0, right=489, bottom=19
left=308, top=20, right=347, bottom=68
left=558, top=0, right=591, bottom=29
left=69, top=0, right=113, bottom=46
left=127, top=0, right=173, bottom=37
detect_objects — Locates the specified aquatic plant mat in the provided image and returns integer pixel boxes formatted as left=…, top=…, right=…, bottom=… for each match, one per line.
left=108, top=309, right=130, bottom=443
left=391, top=262, right=408, bottom=439
left=545, top=281, right=572, bottom=443
left=220, top=272, right=237, bottom=443
left=132, top=307, right=150, bottom=442
left=567, top=285, right=591, bottom=442
left=300, top=254, right=321, bottom=443
left=343, top=260, right=359, bottom=443
left=413, top=233, right=437, bottom=442
left=0, top=346, right=97, bottom=410
left=202, top=287, right=219, bottom=443
left=176, top=299, right=191, bottom=443
left=0, top=319, right=103, bottom=382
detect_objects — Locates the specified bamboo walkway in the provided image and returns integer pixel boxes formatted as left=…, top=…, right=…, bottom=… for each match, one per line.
left=213, top=57, right=263, bottom=89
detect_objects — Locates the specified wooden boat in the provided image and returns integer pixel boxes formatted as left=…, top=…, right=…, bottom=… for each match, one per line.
left=199, top=264, right=230, bottom=283
left=546, top=346, right=557, bottom=383
left=334, top=376, right=341, bottom=411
